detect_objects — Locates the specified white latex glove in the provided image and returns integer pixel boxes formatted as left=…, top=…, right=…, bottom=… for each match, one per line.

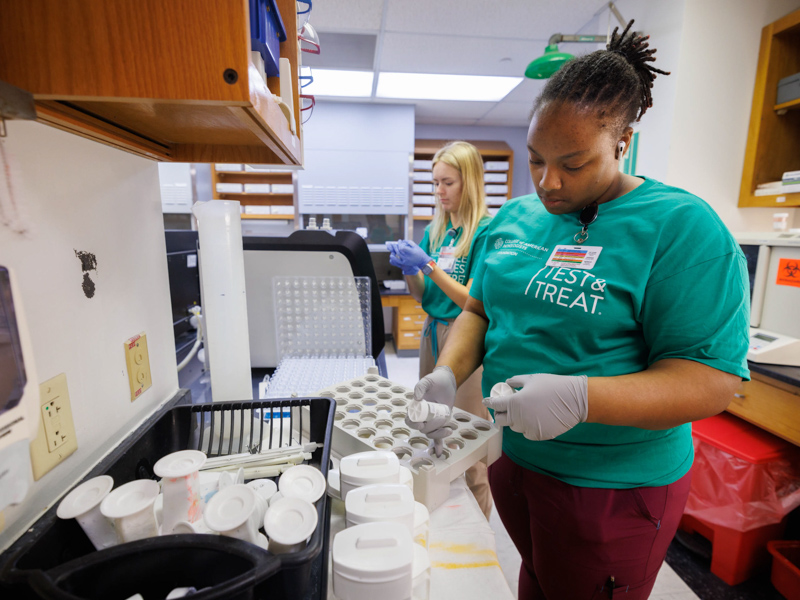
left=483, top=374, right=589, bottom=441
left=407, top=366, right=458, bottom=456
left=414, top=366, right=457, bottom=409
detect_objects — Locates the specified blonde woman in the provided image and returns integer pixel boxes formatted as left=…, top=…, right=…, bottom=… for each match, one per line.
left=388, top=140, right=493, bottom=518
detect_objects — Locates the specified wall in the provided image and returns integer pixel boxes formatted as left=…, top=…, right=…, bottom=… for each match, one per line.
left=298, top=102, right=415, bottom=216
left=584, top=0, right=687, bottom=184
left=0, top=122, right=178, bottom=551
left=414, top=124, right=533, bottom=198
left=666, top=0, right=800, bottom=231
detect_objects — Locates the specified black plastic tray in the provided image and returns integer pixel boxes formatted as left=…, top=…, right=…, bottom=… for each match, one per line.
left=0, top=397, right=335, bottom=600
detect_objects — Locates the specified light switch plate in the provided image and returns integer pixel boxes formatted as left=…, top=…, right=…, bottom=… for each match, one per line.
left=124, top=332, right=152, bottom=402
left=30, top=373, right=78, bottom=481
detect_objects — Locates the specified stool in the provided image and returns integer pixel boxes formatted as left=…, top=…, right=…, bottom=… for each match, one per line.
left=681, top=412, right=799, bottom=586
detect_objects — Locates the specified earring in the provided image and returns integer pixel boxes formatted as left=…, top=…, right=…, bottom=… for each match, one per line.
left=616, top=141, right=626, bottom=160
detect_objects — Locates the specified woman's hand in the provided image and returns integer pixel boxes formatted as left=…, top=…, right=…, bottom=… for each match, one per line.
left=389, top=253, right=420, bottom=275
left=387, top=240, right=419, bottom=275
left=395, top=240, right=433, bottom=271
left=483, top=374, right=589, bottom=440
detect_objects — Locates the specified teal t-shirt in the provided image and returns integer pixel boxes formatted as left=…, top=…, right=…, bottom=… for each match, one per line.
left=470, top=178, right=751, bottom=488
left=420, top=217, right=491, bottom=320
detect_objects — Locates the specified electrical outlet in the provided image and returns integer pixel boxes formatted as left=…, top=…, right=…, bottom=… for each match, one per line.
left=30, top=373, right=78, bottom=481
left=124, top=332, right=152, bottom=402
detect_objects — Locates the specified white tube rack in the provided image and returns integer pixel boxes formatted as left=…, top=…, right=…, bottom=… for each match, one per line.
left=313, top=369, right=502, bottom=512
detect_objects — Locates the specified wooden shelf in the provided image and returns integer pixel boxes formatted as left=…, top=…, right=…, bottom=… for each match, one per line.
left=0, top=0, right=302, bottom=164
left=775, top=98, right=800, bottom=112
left=413, top=215, right=434, bottom=221
left=211, top=161, right=297, bottom=222
left=216, top=172, right=293, bottom=184
left=413, top=139, right=514, bottom=200
left=739, top=8, right=800, bottom=207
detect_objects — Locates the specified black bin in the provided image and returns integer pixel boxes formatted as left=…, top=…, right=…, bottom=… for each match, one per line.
left=0, top=397, right=335, bottom=600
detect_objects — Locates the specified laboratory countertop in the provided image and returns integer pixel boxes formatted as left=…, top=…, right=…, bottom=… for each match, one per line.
left=327, top=477, right=514, bottom=600
left=379, top=286, right=410, bottom=296
left=747, top=361, right=800, bottom=388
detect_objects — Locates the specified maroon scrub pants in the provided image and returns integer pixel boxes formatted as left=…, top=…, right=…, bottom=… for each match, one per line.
left=488, top=453, right=692, bottom=599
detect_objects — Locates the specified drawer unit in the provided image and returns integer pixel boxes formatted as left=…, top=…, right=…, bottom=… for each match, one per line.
left=396, top=312, right=427, bottom=331
left=395, top=329, right=422, bottom=350
left=390, top=296, right=427, bottom=351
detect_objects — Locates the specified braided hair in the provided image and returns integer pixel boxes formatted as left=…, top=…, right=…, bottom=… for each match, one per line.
left=532, top=20, right=670, bottom=133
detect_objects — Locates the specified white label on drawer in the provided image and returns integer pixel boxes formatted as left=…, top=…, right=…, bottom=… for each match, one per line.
left=403, top=333, right=415, bottom=337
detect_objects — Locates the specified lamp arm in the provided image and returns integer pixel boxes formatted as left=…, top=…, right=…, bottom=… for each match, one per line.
left=556, top=34, right=608, bottom=44
left=608, top=2, right=627, bottom=28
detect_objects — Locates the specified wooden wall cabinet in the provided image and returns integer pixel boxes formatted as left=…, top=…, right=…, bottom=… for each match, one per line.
left=412, top=140, right=514, bottom=221
left=0, top=0, right=302, bottom=165
left=739, top=8, right=800, bottom=207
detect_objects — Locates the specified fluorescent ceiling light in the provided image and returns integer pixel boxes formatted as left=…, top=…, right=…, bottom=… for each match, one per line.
left=377, top=72, right=523, bottom=101
left=304, top=69, right=374, bottom=97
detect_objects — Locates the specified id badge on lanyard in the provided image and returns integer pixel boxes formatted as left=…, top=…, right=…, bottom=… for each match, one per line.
left=437, top=244, right=457, bottom=273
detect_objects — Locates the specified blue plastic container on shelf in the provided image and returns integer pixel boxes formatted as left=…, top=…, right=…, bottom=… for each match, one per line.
left=249, top=0, right=288, bottom=77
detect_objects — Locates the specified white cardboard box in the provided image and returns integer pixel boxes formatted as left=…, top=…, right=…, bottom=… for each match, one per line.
left=216, top=183, right=243, bottom=193
left=413, top=183, right=434, bottom=194
left=484, top=172, right=507, bottom=183
left=412, top=207, right=434, bottom=216
left=244, top=183, right=272, bottom=193
left=484, top=161, right=510, bottom=171
left=215, top=163, right=243, bottom=172
left=271, top=205, right=295, bottom=215
left=413, top=160, right=433, bottom=170
left=413, top=195, right=437, bottom=206
left=243, top=205, right=271, bottom=214
left=485, top=184, right=509, bottom=194
left=271, top=184, right=294, bottom=194
left=414, top=171, right=433, bottom=182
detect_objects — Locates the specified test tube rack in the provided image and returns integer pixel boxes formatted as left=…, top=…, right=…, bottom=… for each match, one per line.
left=313, top=369, right=502, bottom=512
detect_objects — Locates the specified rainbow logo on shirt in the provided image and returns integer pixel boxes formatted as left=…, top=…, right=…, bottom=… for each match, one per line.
left=551, top=248, right=588, bottom=264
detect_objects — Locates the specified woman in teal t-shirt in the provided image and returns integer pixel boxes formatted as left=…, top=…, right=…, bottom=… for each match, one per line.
left=412, top=23, right=750, bottom=600
left=388, top=141, right=492, bottom=517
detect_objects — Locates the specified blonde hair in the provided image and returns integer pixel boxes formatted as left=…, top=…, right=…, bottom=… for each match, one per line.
left=430, top=141, right=490, bottom=257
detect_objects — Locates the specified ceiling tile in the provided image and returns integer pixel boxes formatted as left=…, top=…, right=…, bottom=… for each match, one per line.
left=479, top=101, right=534, bottom=124
left=384, top=0, right=601, bottom=40
left=308, top=0, right=385, bottom=33
left=379, top=33, right=545, bottom=77
left=501, top=78, right=547, bottom=104
left=303, top=33, right=377, bottom=70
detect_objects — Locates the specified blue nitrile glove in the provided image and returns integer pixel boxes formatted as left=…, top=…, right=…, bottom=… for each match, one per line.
left=389, top=254, right=419, bottom=276
left=395, top=240, right=433, bottom=272
left=483, top=374, right=589, bottom=441
left=387, top=240, right=420, bottom=275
